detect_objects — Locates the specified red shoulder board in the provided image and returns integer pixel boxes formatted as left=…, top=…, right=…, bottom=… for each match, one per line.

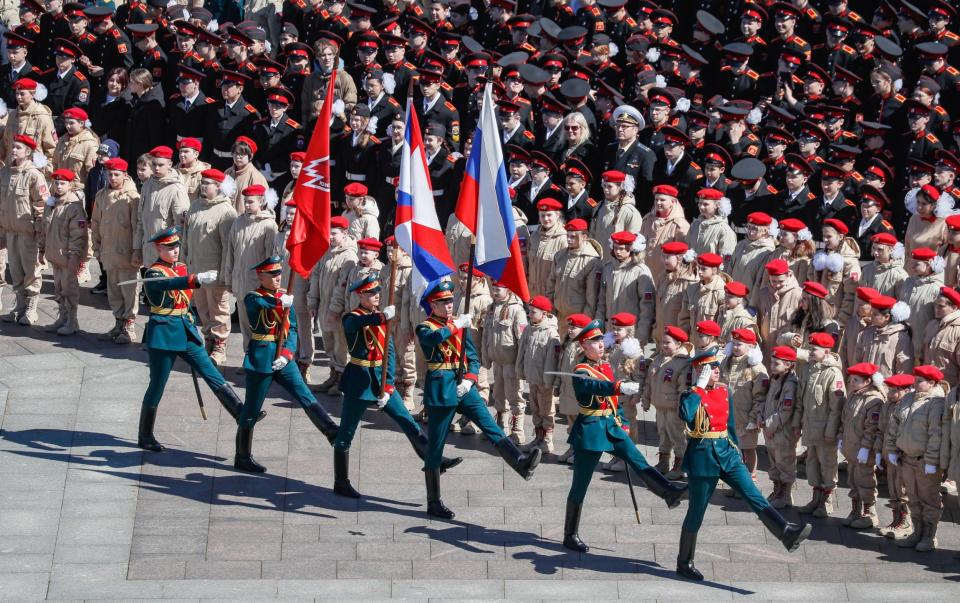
left=935, top=106, right=948, bottom=116
left=626, top=17, right=637, bottom=26
left=244, top=103, right=257, bottom=113
left=118, top=43, right=128, bottom=54
left=842, top=45, right=855, bottom=54
left=844, top=199, right=855, bottom=207
left=444, top=101, right=457, bottom=111
left=807, top=192, right=816, bottom=200
left=767, top=185, right=778, bottom=194
left=894, top=94, right=906, bottom=102
left=440, top=82, right=452, bottom=92
left=523, top=130, right=535, bottom=140
left=945, top=31, right=960, bottom=41
left=926, top=133, right=939, bottom=143
left=746, top=69, right=759, bottom=80
left=204, top=97, right=215, bottom=104
left=882, top=220, right=893, bottom=229
left=73, top=70, right=87, bottom=81
left=369, top=135, right=380, bottom=143
left=805, top=7, right=817, bottom=17
left=516, top=96, right=531, bottom=105
left=587, top=197, right=598, bottom=207
left=39, top=67, right=54, bottom=76
left=110, top=28, right=120, bottom=38
left=285, top=118, right=300, bottom=128
left=388, top=97, right=400, bottom=107
left=689, top=161, right=701, bottom=170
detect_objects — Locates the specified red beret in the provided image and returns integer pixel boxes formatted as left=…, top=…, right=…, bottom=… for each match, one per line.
left=940, top=286, right=960, bottom=307
left=13, top=134, right=36, bottom=150
left=602, top=170, right=626, bottom=183
left=724, top=281, right=749, bottom=297
left=201, top=168, right=225, bottom=182
left=344, top=182, right=368, bottom=196
left=919, top=184, right=941, bottom=202
left=567, top=313, right=592, bottom=328
left=856, top=286, right=880, bottom=302
left=457, top=262, right=483, bottom=278
left=177, top=137, right=202, bottom=151
left=664, top=325, right=688, bottom=343
left=12, top=78, right=37, bottom=91
left=778, top=218, right=808, bottom=233
left=611, top=312, right=636, bottom=327
left=808, top=331, right=835, bottom=348
left=697, top=188, right=723, bottom=200
left=914, top=365, right=944, bottom=382
left=104, top=157, right=128, bottom=172
left=51, top=168, right=75, bottom=181
left=765, top=258, right=790, bottom=275
left=149, top=146, right=174, bottom=159
left=610, top=231, right=637, bottom=246
left=565, top=218, right=588, bottom=232
left=235, top=135, right=258, bottom=154
left=772, top=346, right=798, bottom=361
left=652, top=184, right=679, bottom=197
left=732, top=328, right=757, bottom=344
left=696, top=320, right=721, bottom=337
left=847, top=362, right=878, bottom=377
left=823, top=218, right=849, bottom=235
left=869, top=295, right=896, bottom=310
left=529, top=295, right=552, bottom=312
left=242, top=184, right=266, bottom=196
left=871, top=233, right=898, bottom=246
left=884, top=373, right=915, bottom=388
left=697, top=253, right=723, bottom=268
left=747, top=211, right=773, bottom=226
left=62, top=107, right=88, bottom=122
left=330, top=215, right=350, bottom=229
left=357, top=237, right=383, bottom=251
left=802, top=280, right=829, bottom=299
left=662, top=241, right=689, bottom=255
left=537, top=198, right=563, bottom=211
left=289, top=151, right=306, bottom=163
left=912, top=247, right=937, bottom=261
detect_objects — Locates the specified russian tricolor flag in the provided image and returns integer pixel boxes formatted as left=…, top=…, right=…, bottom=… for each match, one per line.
left=395, top=99, right=456, bottom=312
left=454, top=84, right=531, bottom=302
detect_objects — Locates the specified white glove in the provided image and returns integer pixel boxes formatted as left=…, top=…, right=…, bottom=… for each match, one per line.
left=876, top=452, right=883, bottom=466
left=746, top=421, right=757, bottom=431
left=196, top=270, right=218, bottom=285
left=453, top=313, right=472, bottom=329
left=695, top=366, right=711, bottom=389
left=280, top=294, right=294, bottom=309
left=271, top=356, right=289, bottom=371
left=837, top=439, right=843, bottom=451
left=857, top=447, right=869, bottom=464
left=456, top=379, right=473, bottom=397
left=925, top=463, right=937, bottom=475
left=382, top=305, right=396, bottom=320
left=619, top=381, right=640, bottom=396
left=888, top=453, right=899, bottom=466
left=376, top=392, right=390, bottom=409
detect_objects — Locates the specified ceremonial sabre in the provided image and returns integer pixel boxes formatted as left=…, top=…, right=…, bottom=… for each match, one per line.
left=117, top=276, right=178, bottom=286
left=190, top=368, right=208, bottom=420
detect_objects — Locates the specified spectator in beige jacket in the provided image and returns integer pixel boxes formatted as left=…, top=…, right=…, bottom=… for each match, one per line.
left=596, top=231, right=654, bottom=343
left=525, top=198, right=566, bottom=298
left=134, top=146, right=190, bottom=268
left=224, top=136, right=268, bottom=214
left=41, top=169, right=89, bottom=336
left=481, top=283, right=528, bottom=442
left=176, top=137, right=211, bottom=200
left=685, top=187, right=736, bottom=259
left=516, top=296, right=561, bottom=455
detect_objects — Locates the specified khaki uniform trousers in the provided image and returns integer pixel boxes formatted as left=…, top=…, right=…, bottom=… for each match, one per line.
left=320, top=327, right=348, bottom=372
left=51, top=261, right=79, bottom=309
left=193, top=285, right=231, bottom=340
left=767, top=432, right=799, bottom=485
left=806, top=443, right=839, bottom=489
left=656, top=409, right=687, bottom=456
left=528, top=384, right=556, bottom=431
left=491, top=362, right=524, bottom=416
left=848, top=460, right=878, bottom=505
left=886, top=462, right=909, bottom=507
left=292, top=274, right=313, bottom=364
left=901, top=456, right=943, bottom=524
left=106, top=266, right=139, bottom=321
left=7, top=233, right=41, bottom=296
left=395, top=330, right=418, bottom=408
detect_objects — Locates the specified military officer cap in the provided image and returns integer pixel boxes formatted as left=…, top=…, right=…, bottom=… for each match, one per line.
left=741, top=3, right=767, bottom=21
left=686, top=110, right=709, bottom=129
left=425, top=280, right=455, bottom=304
left=256, top=57, right=285, bottom=75
left=540, top=93, right=571, bottom=115
left=575, top=320, right=604, bottom=343
left=348, top=2, right=377, bottom=18
left=3, top=31, right=33, bottom=48
left=145, top=0, right=167, bottom=7
left=63, top=2, right=85, bottom=19
left=499, top=51, right=528, bottom=69
left=908, top=157, right=936, bottom=175
left=681, top=44, right=709, bottom=68
left=349, top=274, right=382, bottom=294
left=917, top=42, right=949, bottom=61
left=355, top=32, right=380, bottom=52
left=265, top=87, right=294, bottom=106
left=518, top=64, right=549, bottom=86
left=499, top=99, right=522, bottom=116
left=83, top=5, right=114, bottom=21
left=538, top=18, right=562, bottom=42
left=936, top=150, right=960, bottom=174
left=612, top=104, right=643, bottom=127
left=820, top=163, right=845, bottom=181
left=190, top=7, right=213, bottom=23
left=898, top=0, right=926, bottom=22
left=285, top=42, right=313, bottom=61
left=220, top=70, right=252, bottom=85
left=650, top=8, right=678, bottom=27
left=660, top=126, right=690, bottom=146
left=928, top=0, right=957, bottom=20
left=904, top=99, right=931, bottom=116
left=596, top=80, right=624, bottom=101
left=506, top=144, right=530, bottom=164
left=507, top=13, right=535, bottom=29
left=766, top=104, right=798, bottom=124
left=695, top=10, right=724, bottom=36
left=860, top=185, right=890, bottom=209
left=19, top=0, right=43, bottom=14
left=823, top=14, right=852, bottom=34
left=177, top=65, right=205, bottom=83
left=252, top=255, right=284, bottom=274
left=225, top=26, right=254, bottom=46
left=647, top=87, right=676, bottom=108
left=567, top=63, right=596, bottom=83
left=149, top=226, right=182, bottom=247
left=407, top=16, right=435, bottom=37
left=829, top=144, right=859, bottom=163
left=770, top=2, right=801, bottom=19
left=559, top=78, right=590, bottom=101
left=873, top=36, right=903, bottom=60
left=173, top=20, right=204, bottom=38
left=557, top=25, right=588, bottom=45
left=626, top=35, right=651, bottom=53
left=690, top=347, right=721, bottom=368
left=917, top=75, right=941, bottom=95
left=833, top=65, right=861, bottom=84
left=128, top=23, right=160, bottom=38
left=424, top=122, right=446, bottom=138
left=597, top=0, right=626, bottom=9
left=718, top=104, right=750, bottom=121
left=52, top=38, right=82, bottom=58
left=564, top=158, right=592, bottom=183
left=703, top=144, right=732, bottom=169
left=281, top=21, right=299, bottom=37
left=490, top=0, right=517, bottom=10
left=417, top=66, right=444, bottom=82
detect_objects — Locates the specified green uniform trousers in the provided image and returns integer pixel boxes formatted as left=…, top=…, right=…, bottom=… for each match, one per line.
left=424, top=388, right=504, bottom=470
left=240, top=361, right=315, bottom=428
left=567, top=436, right=652, bottom=504
left=334, top=391, right=421, bottom=451
left=683, top=465, right=770, bottom=532
left=142, top=346, right=226, bottom=409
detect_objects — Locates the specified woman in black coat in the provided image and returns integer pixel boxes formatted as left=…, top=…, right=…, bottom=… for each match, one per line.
left=122, top=69, right=167, bottom=170
left=90, top=68, right=132, bottom=151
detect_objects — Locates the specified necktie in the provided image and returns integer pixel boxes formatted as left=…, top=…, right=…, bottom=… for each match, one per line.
left=184, top=100, right=191, bottom=111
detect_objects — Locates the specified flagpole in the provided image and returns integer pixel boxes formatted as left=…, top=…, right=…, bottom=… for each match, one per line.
left=380, top=246, right=399, bottom=395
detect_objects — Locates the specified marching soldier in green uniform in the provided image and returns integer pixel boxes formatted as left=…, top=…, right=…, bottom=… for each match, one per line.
left=562, top=320, right=688, bottom=553
left=675, top=348, right=812, bottom=581
left=416, top=281, right=541, bottom=519
left=234, top=255, right=340, bottom=472
left=137, top=226, right=252, bottom=452
left=332, top=275, right=462, bottom=498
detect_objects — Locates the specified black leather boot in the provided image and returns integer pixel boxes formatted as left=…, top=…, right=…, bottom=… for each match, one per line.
left=137, top=406, right=165, bottom=452
left=409, top=430, right=463, bottom=473
left=637, top=467, right=688, bottom=508
left=563, top=501, right=589, bottom=552
left=495, top=437, right=542, bottom=480
left=425, top=469, right=455, bottom=519
left=333, top=449, right=361, bottom=498
left=676, top=530, right=703, bottom=580
left=304, top=403, right=339, bottom=444
left=234, top=426, right=266, bottom=473
left=213, top=384, right=265, bottom=422
left=758, top=505, right=812, bottom=552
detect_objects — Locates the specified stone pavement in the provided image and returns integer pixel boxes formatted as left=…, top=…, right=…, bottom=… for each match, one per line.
left=1, top=270, right=960, bottom=601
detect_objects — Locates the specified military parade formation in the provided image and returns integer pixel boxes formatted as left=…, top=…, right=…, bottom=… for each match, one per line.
left=4, top=0, right=960, bottom=582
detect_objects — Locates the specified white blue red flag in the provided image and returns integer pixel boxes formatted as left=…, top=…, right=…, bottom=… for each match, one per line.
left=394, top=99, right=456, bottom=312
left=454, top=83, right=530, bottom=302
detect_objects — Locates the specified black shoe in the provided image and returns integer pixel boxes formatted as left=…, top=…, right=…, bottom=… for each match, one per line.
left=563, top=501, right=589, bottom=552
left=91, top=283, right=107, bottom=295
left=676, top=530, right=703, bottom=580
left=305, top=403, right=339, bottom=444
left=495, top=437, right=541, bottom=480
left=409, top=430, right=463, bottom=474
left=213, top=384, right=266, bottom=422
left=333, top=449, right=361, bottom=498
left=637, top=467, right=688, bottom=509
left=758, top=505, right=812, bottom=552
left=234, top=426, right=266, bottom=473
left=425, top=469, right=455, bottom=519
left=137, top=406, right=165, bottom=452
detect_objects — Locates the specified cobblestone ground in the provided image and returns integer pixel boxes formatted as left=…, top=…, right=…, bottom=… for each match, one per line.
left=1, top=266, right=960, bottom=601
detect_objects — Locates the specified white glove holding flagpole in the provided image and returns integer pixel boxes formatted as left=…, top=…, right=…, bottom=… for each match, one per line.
left=196, top=270, right=218, bottom=285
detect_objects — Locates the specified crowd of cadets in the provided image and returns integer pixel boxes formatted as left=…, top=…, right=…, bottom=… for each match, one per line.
left=4, top=0, right=960, bottom=554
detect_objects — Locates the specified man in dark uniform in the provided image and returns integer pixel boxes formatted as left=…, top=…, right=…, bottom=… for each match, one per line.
left=362, top=68, right=402, bottom=139
left=498, top=98, right=536, bottom=152
left=0, top=32, right=43, bottom=109
left=206, top=70, right=260, bottom=169
left=232, top=255, right=339, bottom=472
left=896, top=100, right=944, bottom=168
left=536, top=93, right=568, bottom=164
left=42, top=38, right=89, bottom=133
left=252, top=86, right=305, bottom=194
left=415, top=66, right=461, bottom=150
left=136, top=227, right=257, bottom=452
left=37, top=0, right=71, bottom=69
left=773, top=153, right=818, bottom=225
left=853, top=187, right=896, bottom=260
left=167, top=64, right=216, bottom=146
left=415, top=280, right=541, bottom=519
left=811, top=15, right=857, bottom=75
left=728, top=157, right=779, bottom=238
left=652, top=126, right=703, bottom=209
left=562, top=158, right=600, bottom=222
left=80, top=6, right=133, bottom=82
left=517, top=151, right=565, bottom=224
left=332, top=274, right=462, bottom=498
left=765, top=2, right=811, bottom=70
left=381, top=33, right=417, bottom=105
left=128, top=23, right=166, bottom=83
left=813, top=163, right=859, bottom=236
left=602, top=104, right=656, bottom=212
left=423, top=122, right=460, bottom=225
left=15, top=0, right=43, bottom=65
left=716, top=43, right=761, bottom=101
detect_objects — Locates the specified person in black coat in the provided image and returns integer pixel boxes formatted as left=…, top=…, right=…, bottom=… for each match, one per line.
left=602, top=105, right=656, bottom=212
left=89, top=68, right=132, bottom=150
left=852, top=186, right=896, bottom=261
left=122, top=69, right=167, bottom=170
left=771, top=154, right=818, bottom=226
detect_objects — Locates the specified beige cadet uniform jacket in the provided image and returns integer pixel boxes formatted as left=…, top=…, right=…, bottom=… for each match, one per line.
left=756, top=274, right=803, bottom=351
left=754, top=247, right=813, bottom=308
left=1, top=101, right=56, bottom=160
left=596, top=255, right=655, bottom=342
left=640, top=204, right=690, bottom=282
left=761, top=372, right=801, bottom=437
left=902, top=272, right=945, bottom=361
left=590, top=194, right=643, bottom=259
left=887, top=389, right=946, bottom=466
left=0, top=159, right=48, bottom=238
left=839, top=385, right=884, bottom=461
left=904, top=215, right=945, bottom=260
left=816, top=238, right=860, bottom=325
left=136, top=172, right=190, bottom=267
left=797, top=352, right=845, bottom=445
left=642, top=347, right=693, bottom=413
left=557, top=338, right=582, bottom=415
left=344, top=197, right=380, bottom=242
left=178, top=161, right=212, bottom=200
left=481, top=296, right=527, bottom=367
left=686, top=215, right=736, bottom=259
left=677, top=274, right=726, bottom=333
left=444, top=215, right=471, bottom=269
left=719, top=305, right=756, bottom=342
left=307, top=238, right=358, bottom=332
left=728, top=235, right=776, bottom=291
left=224, top=163, right=268, bottom=214
left=722, top=353, right=769, bottom=441
left=943, top=246, right=960, bottom=288
left=52, top=129, right=99, bottom=185
left=857, top=322, right=912, bottom=377
left=181, top=194, right=237, bottom=287
left=941, top=388, right=960, bottom=481
left=91, top=176, right=139, bottom=270
left=515, top=315, right=560, bottom=388
left=41, top=193, right=88, bottom=264
left=548, top=238, right=602, bottom=321
left=654, top=266, right=697, bottom=343
left=922, top=310, right=960, bottom=384
left=860, top=260, right=907, bottom=298
left=526, top=220, right=566, bottom=298
left=333, top=259, right=384, bottom=316
left=222, top=209, right=278, bottom=294
left=877, top=399, right=900, bottom=456
left=299, top=69, right=357, bottom=125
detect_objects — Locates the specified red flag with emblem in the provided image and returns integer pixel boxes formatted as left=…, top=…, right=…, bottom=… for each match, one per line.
left=286, top=70, right=337, bottom=278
